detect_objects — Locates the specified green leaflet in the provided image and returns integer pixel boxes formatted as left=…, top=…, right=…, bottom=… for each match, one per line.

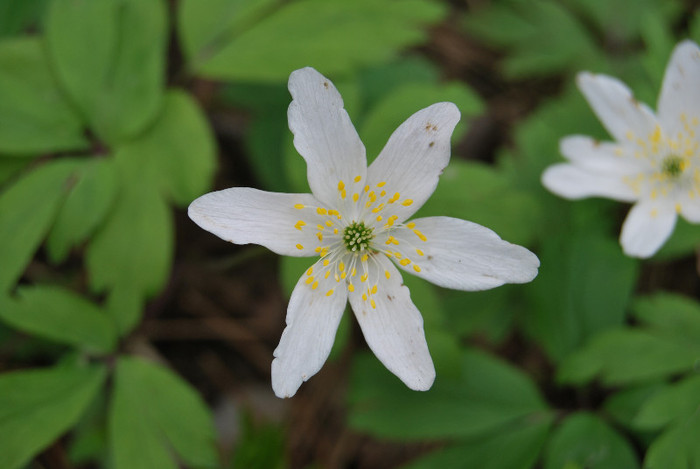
left=109, top=357, right=219, bottom=469
left=0, top=285, right=117, bottom=354
left=0, top=362, right=106, bottom=469
left=45, top=0, right=167, bottom=145
left=544, top=413, right=640, bottom=469
left=0, top=159, right=81, bottom=294
left=182, top=0, right=445, bottom=82
left=0, top=38, right=87, bottom=154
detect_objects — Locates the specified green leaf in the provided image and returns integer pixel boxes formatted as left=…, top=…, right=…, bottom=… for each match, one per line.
left=464, top=1, right=599, bottom=78
left=603, top=382, right=666, bottom=430
left=109, top=356, right=219, bottom=469
left=558, top=328, right=698, bottom=386
left=0, top=285, right=117, bottom=353
left=46, top=157, right=118, bottom=263
left=417, top=160, right=543, bottom=247
left=231, top=412, right=286, bottom=469
left=85, top=166, right=173, bottom=313
left=644, top=413, right=700, bottom=469
left=358, top=81, right=483, bottom=161
left=349, top=349, right=548, bottom=440
left=45, top=0, right=167, bottom=144
left=524, top=230, right=638, bottom=361
left=0, top=0, right=48, bottom=38
left=0, top=361, right=106, bottom=469
left=185, top=0, right=445, bottom=82
left=123, top=90, right=217, bottom=206
left=0, top=159, right=80, bottom=294
left=403, top=415, right=553, bottom=469
left=0, top=157, right=29, bottom=185
left=634, top=375, right=700, bottom=430
left=631, top=292, right=700, bottom=344
left=544, top=413, right=640, bottom=469
left=0, top=38, right=87, bottom=154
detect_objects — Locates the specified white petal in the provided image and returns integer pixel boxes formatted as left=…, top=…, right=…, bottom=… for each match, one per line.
left=680, top=198, right=700, bottom=223
left=541, top=163, right=638, bottom=202
left=366, top=102, right=460, bottom=222
left=577, top=72, right=659, bottom=143
left=347, top=255, right=435, bottom=391
left=658, top=40, right=700, bottom=137
left=560, top=135, right=643, bottom=174
left=188, top=187, right=324, bottom=257
left=620, top=200, right=677, bottom=258
left=384, top=216, right=539, bottom=291
left=288, top=67, right=367, bottom=206
left=271, top=268, right=348, bottom=398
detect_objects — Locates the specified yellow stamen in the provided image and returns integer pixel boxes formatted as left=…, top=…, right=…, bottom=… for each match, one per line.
left=312, top=281, right=319, bottom=290
left=401, top=199, right=413, bottom=206
left=296, top=244, right=304, bottom=250
left=385, top=270, right=391, bottom=279
left=338, top=181, right=345, bottom=191
left=413, top=265, right=421, bottom=273
left=294, top=220, right=306, bottom=230
left=294, top=204, right=305, bottom=209
left=399, top=258, right=411, bottom=266
left=305, top=276, right=315, bottom=284
left=317, top=207, right=327, bottom=215
left=348, top=283, right=355, bottom=292
left=354, top=175, right=362, bottom=183
left=326, top=289, right=334, bottom=296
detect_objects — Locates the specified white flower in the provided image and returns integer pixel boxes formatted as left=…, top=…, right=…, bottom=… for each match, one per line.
left=189, top=67, right=540, bottom=398
left=542, top=40, right=700, bottom=258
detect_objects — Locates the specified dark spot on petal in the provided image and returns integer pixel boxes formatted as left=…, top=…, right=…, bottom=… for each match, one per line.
left=427, top=255, right=433, bottom=260
left=592, top=139, right=600, bottom=147
left=323, top=81, right=329, bottom=89
left=387, top=295, right=395, bottom=301
left=428, top=141, right=435, bottom=148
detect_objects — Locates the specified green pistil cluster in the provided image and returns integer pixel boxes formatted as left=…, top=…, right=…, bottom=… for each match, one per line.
left=343, top=221, right=373, bottom=252
left=662, top=155, right=684, bottom=178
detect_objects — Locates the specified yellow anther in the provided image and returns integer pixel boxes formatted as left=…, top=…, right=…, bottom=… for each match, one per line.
left=676, top=203, right=682, bottom=213
left=391, top=237, right=399, bottom=245
left=413, top=265, right=421, bottom=273
left=377, top=181, right=386, bottom=187
left=334, top=273, right=340, bottom=282
left=317, top=233, right=323, bottom=241
left=376, top=215, right=383, bottom=222
left=406, top=222, right=415, bottom=229
left=317, top=207, right=328, bottom=215
left=416, top=249, right=424, bottom=256
left=341, top=189, right=347, bottom=199
left=389, top=193, right=400, bottom=203
left=401, top=199, right=413, bottom=206
left=370, top=299, right=376, bottom=309
left=341, top=272, right=346, bottom=279
left=371, top=285, right=378, bottom=294
left=413, top=229, right=427, bottom=242
left=317, top=224, right=325, bottom=230
left=305, top=276, right=315, bottom=284
left=354, top=175, right=362, bottom=183
left=364, top=185, right=370, bottom=192
left=334, top=228, right=339, bottom=234
left=326, top=289, right=334, bottom=296
left=306, top=267, right=313, bottom=275
left=650, top=126, right=661, bottom=144
left=312, top=281, right=319, bottom=290
left=323, top=259, right=330, bottom=266
left=339, top=262, right=345, bottom=272
left=296, top=244, right=304, bottom=250
left=315, top=247, right=322, bottom=253
left=353, top=193, right=359, bottom=202
left=393, top=252, right=402, bottom=259
left=385, top=270, right=391, bottom=279
left=362, top=293, right=367, bottom=301
left=399, top=258, right=411, bottom=266
left=294, top=220, right=306, bottom=230
left=325, top=220, right=333, bottom=227
left=294, top=204, right=305, bottom=209
left=380, top=190, right=386, bottom=197
left=338, top=180, right=345, bottom=191
left=351, top=268, right=357, bottom=277
left=361, top=273, right=368, bottom=282
left=371, top=204, right=385, bottom=213
left=361, top=254, right=368, bottom=262
left=328, top=209, right=339, bottom=217
left=325, top=271, right=330, bottom=279
left=348, top=283, right=355, bottom=292
left=368, top=191, right=376, bottom=200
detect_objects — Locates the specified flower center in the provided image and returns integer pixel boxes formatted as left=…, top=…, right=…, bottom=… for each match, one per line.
left=343, top=221, right=373, bottom=252
left=661, top=155, right=686, bottom=178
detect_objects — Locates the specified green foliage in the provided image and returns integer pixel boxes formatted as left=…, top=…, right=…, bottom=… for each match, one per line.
left=45, top=0, right=167, bottom=145
left=109, top=357, right=219, bottom=469
left=349, top=350, right=551, bottom=440
left=180, top=0, right=446, bottom=82
left=0, top=285, right=117, bottom=353
left=0, top=0, right=48, bottom=38
left=0, top=361, right=106, bottom=469
left=543, top=413, right=640, bottom=469
left=0, top=38, right=87, bottom=154
left=0, top=159, right=80, bottom=294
